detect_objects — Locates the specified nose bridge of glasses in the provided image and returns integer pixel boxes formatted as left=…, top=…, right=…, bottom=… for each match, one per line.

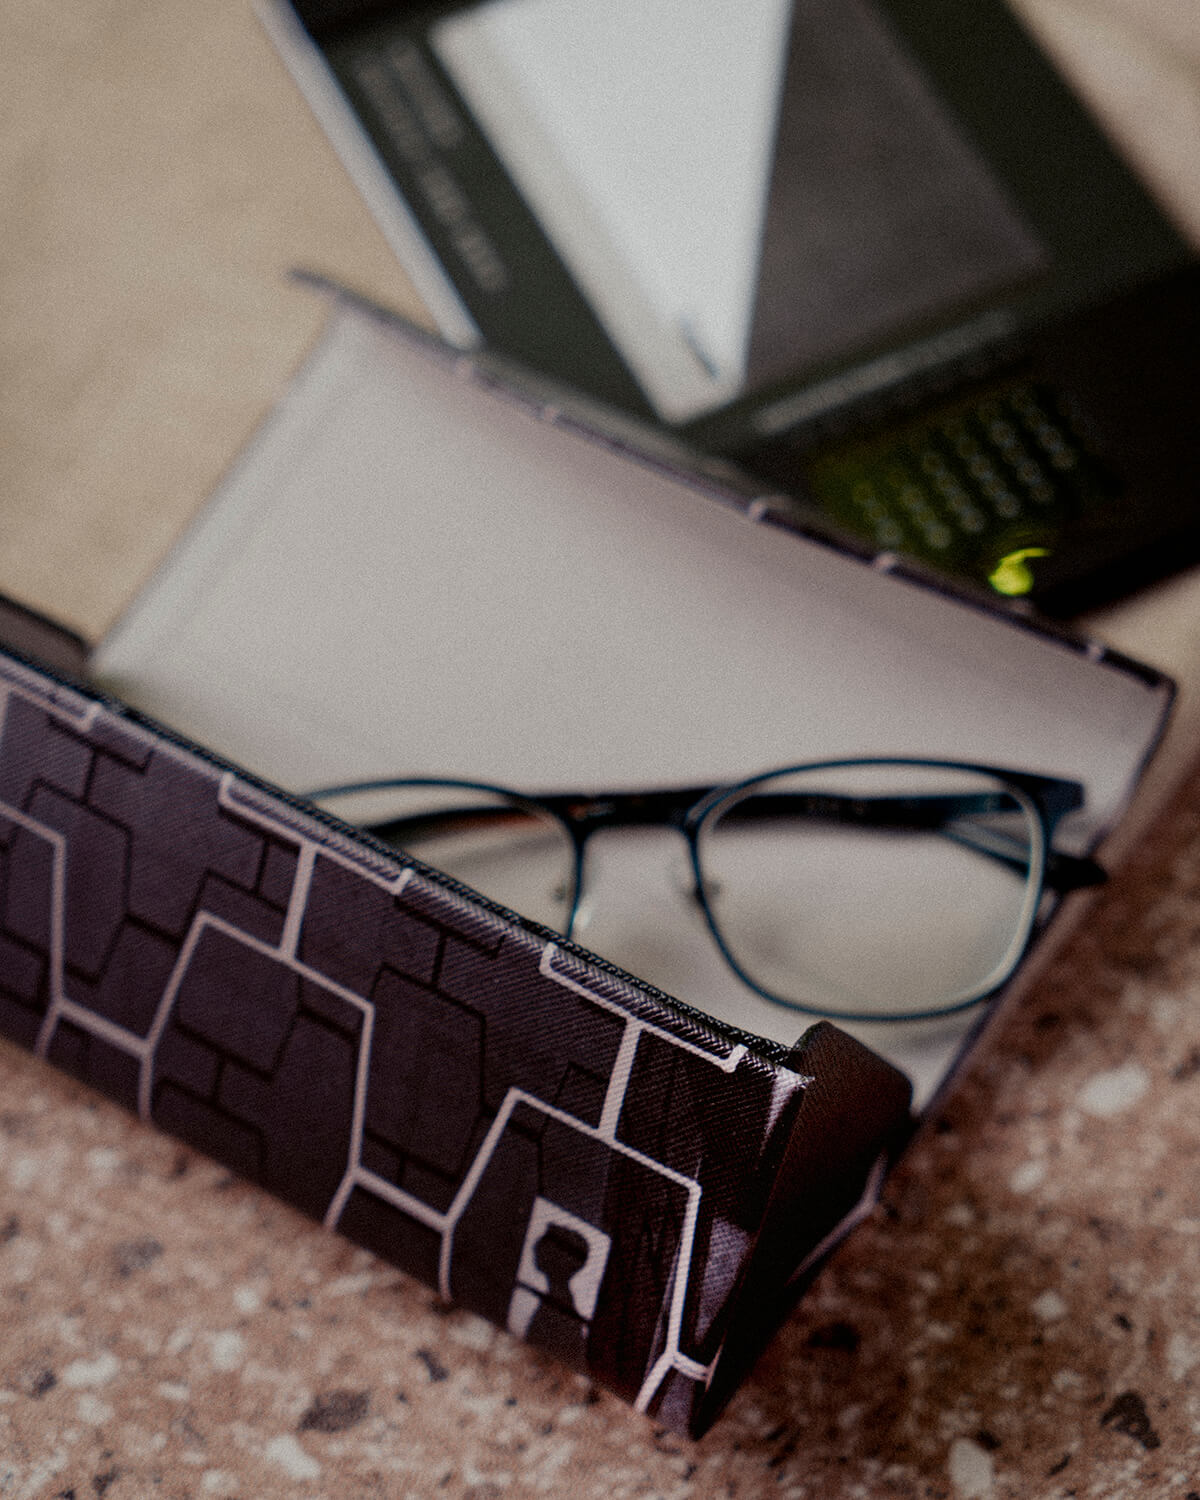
left=531, top=792, right=707, bottom=946
left=561, top=823, right=716, bottom=973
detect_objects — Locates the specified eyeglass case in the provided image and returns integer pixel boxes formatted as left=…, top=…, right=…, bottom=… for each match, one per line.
left=0, top=294, right=1173, bottom=1434
left=0, top=635, right=911, bottom=1432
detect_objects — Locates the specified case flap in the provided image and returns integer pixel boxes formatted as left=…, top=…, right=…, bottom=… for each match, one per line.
left=0, top=647, right=911, bottom=1434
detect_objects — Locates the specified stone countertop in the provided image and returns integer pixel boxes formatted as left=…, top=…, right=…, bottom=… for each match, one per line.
left=3, top=1, right=1200, bottom=1495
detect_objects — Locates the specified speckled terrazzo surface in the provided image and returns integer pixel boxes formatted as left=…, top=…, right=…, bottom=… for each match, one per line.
left=3, top=0, right=1200, bottom=1494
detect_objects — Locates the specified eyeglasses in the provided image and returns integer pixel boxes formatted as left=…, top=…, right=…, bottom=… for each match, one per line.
left=309, top=759, right=1105, bottom=1025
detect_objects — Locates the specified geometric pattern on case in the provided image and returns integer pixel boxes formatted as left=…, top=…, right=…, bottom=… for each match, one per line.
left=0, top=666, right=809, bottom=1422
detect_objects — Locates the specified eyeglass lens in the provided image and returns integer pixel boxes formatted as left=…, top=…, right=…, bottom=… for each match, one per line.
left=696, top=762, right=1042, bottom=1019
left=315, top=782, right=578, bottom=933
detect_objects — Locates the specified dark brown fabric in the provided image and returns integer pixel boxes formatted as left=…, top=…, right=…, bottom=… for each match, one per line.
left=0, top=647, right=913, bottom=1431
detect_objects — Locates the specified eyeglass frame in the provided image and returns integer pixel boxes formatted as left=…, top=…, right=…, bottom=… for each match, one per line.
left=309, top=757, right=1107, bottom=1026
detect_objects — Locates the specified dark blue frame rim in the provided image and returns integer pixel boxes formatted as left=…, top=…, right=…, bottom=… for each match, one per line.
left=689, top=761, right=1054, bottom=1025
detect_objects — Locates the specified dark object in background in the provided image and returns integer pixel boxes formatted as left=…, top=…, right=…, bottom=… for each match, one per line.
left=270, top=0, right=1200, bottom=614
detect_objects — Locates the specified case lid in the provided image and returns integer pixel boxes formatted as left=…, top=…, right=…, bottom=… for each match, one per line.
left=91, top=297, right=1172, bottom=1100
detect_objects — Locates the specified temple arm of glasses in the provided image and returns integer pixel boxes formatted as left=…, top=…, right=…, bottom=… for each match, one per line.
left=310, top=786, right=1106, bottom=894
left=350, top=806, right=543, bottom=845
left=933, top=822, right=1105, bottom=892
left=717, top=792, right=1106, bottom=893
